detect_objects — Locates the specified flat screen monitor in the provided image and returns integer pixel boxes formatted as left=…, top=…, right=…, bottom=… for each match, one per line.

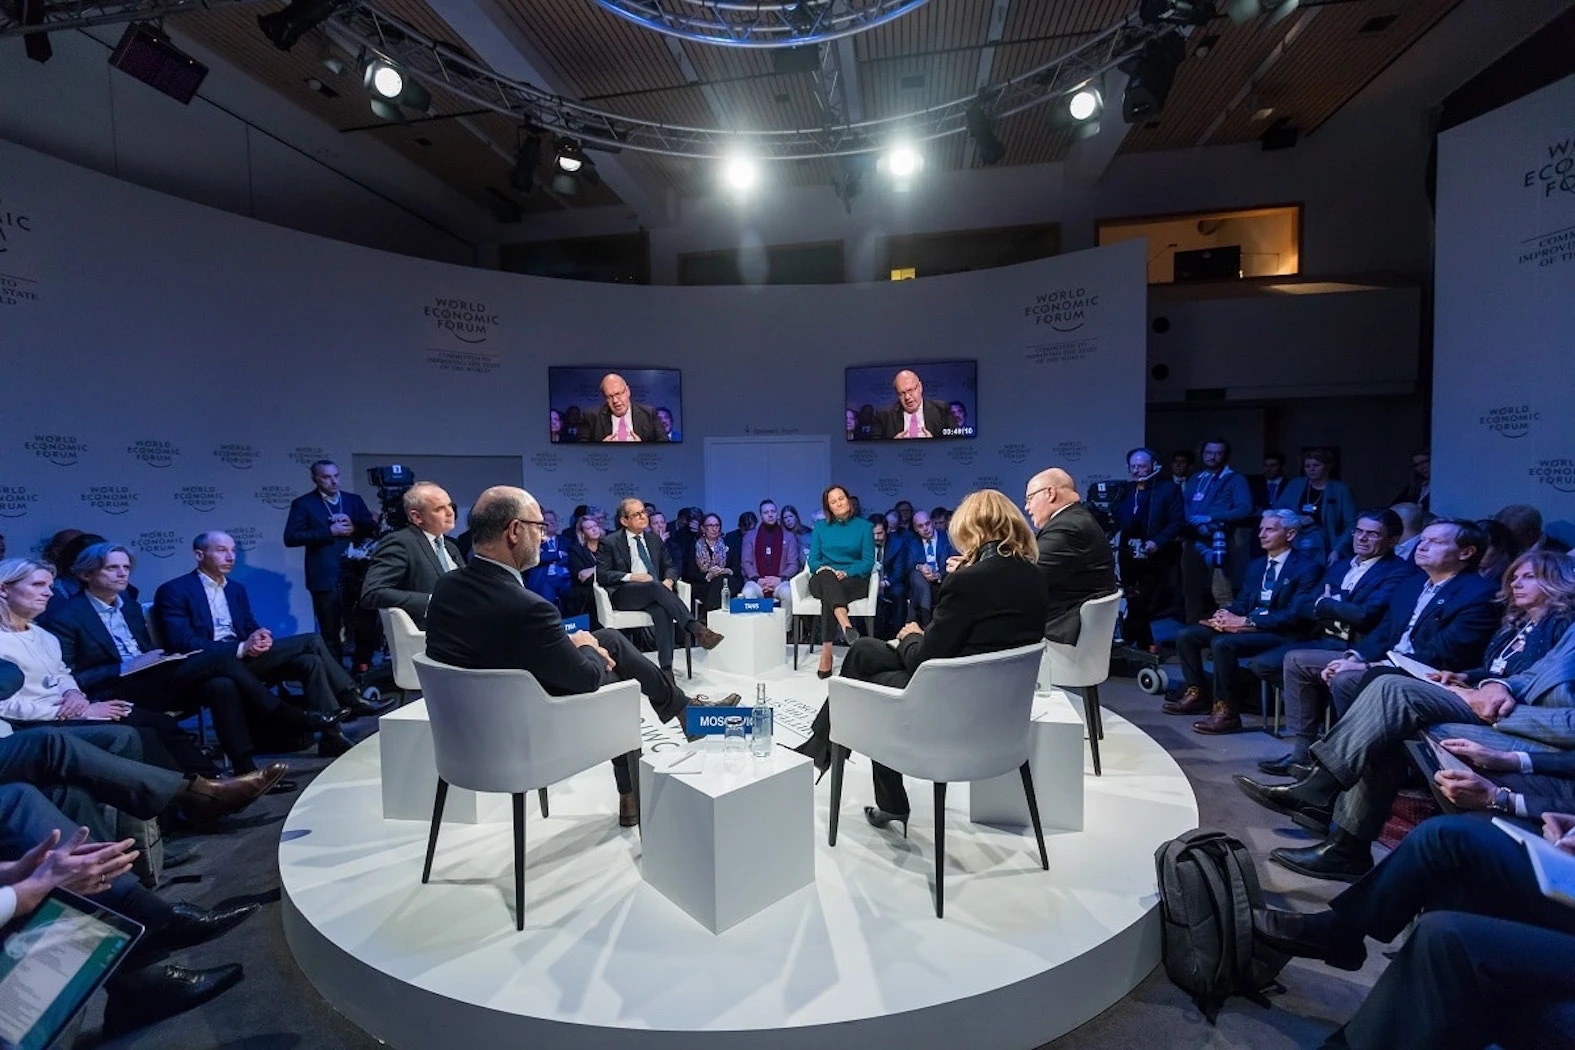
left=548, top=367, right=684, bottom=444
left=845, top=361, right=978, bottom=441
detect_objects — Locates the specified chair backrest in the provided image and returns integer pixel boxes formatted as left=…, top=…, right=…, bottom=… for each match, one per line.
left=140, top=601, right=164, bottom=649
left=379, top=608, right=426, bottom=691
left=833, top=642, right=1044, bottom=783
left=1041, top=591, right=1122, bottom=689
left=591, top=581, right=618, bottom=624
left=789, top=568, right=817, bottom=611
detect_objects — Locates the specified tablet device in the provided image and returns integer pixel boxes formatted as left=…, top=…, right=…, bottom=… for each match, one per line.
left=1494, top=817, right=1575, bottom=909
left=0, top=889, right=144, bottom=1050
left=1402, top=739, right=1462, bottom=815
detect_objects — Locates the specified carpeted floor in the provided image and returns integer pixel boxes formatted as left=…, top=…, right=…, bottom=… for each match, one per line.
left=80, top=672, right=1388, bottom=1050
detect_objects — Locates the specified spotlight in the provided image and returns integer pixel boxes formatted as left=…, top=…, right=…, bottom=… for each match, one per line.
left=1139, top=0, right=1217, bottom=25
left=885, top=144, right=922, bottom=179
left=965, top=105, right=1006, bottom=166
left=362, top=59, right=429, bottom=121
left=1228, top=0, right=1299, bottom=25
left=554, top=139, right=586, bottom=173
left=1119, top=31, right=1186, bottom=123
left=256, top=0, right=350, bottom=52
left=1068, top=88, right=1102, bottom=122
left=365, top=60, right=403, bottom=100
left=722, top=155, right=759, bottom=192
left=511, top=133, right=541, bottom=194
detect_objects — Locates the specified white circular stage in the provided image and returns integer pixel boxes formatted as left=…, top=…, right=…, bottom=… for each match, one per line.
left=279, top=658, right=1198, bottom=1050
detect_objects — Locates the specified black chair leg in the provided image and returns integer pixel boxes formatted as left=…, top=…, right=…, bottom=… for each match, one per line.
left=512, top=792, right=526, bottom=931
left=684, top=637, right=693, bottom=679
left=625, top=748, right=643, bottom=838
left=933, top=782, right=948, bottom=919
left=1091, top=684, right=1105, bottom=740
left=792, top=617, right=800, bottom=670
left=827, top=745, right=846, bottom=846
left=1081, top=687, right=1103, bottom=777
left=421, top=779, right=448, bottom=884
left=537, top=787, right=549, bottom=818
left=1020, top=762, right=1049, bottom=870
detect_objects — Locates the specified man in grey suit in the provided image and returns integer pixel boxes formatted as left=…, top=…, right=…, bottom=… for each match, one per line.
left=360, top=482, right=463, bottom=629
left=1235, top=627, right=1575, bottom=880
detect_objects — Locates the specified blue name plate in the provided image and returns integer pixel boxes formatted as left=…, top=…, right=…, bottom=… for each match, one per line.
left=681, top=706, right=759, bottom=736
left=563, top=614, right=590, bottom=635
left=728, top=597, right=772, bottom=614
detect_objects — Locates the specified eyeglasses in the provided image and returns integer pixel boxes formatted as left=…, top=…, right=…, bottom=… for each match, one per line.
left=625, top=510, right=649, bottom=520
left=513, top=518, right=546, bottom=531
left=1024, top=487, right=1050, bottom=504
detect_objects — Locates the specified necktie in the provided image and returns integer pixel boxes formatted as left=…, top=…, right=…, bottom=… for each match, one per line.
left=617, top=415, right=630, bottom=440
left=433, top=535, right=451, bottom=571
left=926, top=539, right=936, bottom=566
left=634, top=534, right=656, bottom=575
left=907, top=413, right=920, bottom=437
left=1263, top=558, right=1278, bottom=592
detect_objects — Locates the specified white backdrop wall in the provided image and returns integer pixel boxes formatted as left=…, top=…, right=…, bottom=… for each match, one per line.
left=1432, top=74, right=1575, bottom=519
left=0, top=141, right=1145, bottom=632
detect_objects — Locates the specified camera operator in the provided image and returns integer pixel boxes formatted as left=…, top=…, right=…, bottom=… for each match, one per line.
left=283, top=460, right=377, bottom=662
left=361, top=480, right=463, bottom=629
left=1111, top=448, right=1184, bottom=650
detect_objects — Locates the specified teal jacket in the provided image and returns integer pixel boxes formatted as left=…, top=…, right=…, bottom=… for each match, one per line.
left=808, top=516, right=876, bottom=577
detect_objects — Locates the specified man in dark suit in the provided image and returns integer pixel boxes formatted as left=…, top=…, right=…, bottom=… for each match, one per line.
left=1023, top=468, right=1118, bottom=645
left=1111, top=448, right=1184, bottom=650
left=424, top=487, right=735, bottom=827
left=283, top=460, right=377, bottom=658
left=870, top=516, right=915, bottom=638
left=875, top=369, right=952, bottom=440
left=905, top=509, right=956, bottom=628
left=596, top=499, right=723, bottom=678
left=360, top=482, right=463, bottom=629
left=583, top=372, right=668, bottom=443
left=153, top=532, right=384, bottom=725
left=1248, top=451, right=1288, bottom=512
left=1166, top=510, right=1324, bottom=734
left=523, top=508, right=572, bottom=610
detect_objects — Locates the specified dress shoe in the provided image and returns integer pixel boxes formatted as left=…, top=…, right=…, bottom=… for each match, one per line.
left=1233, top=770, right=1338, bottom=835
left=1163, top=686, right=1209, bottom=715
left=1257, top=753, right=1298, bottom=777
left=1253, top=907, right=1366, bottom=971
left=161, top=901, right=260, bottom=950
left=176, top=764, right=287, bottom=823
left=339, top=686, right=394, bottom=719
left=298, top=707, right=349, bottom=732
left=102, top=963, right=244, bottom=1037
left=318, top=732, right=352, bottom=759
left=690, top=692, right=741, bottom=707
left=618, top=792, right=640, bottom=828
left=863, top=806, right=909, bottom=838
left=841, top=625, right=861, bottom=645
left=692, top=623, right=725, bottom=650
left=1193, top=700, right=1244, bottom=734
left=1269, top=833, right=1374, bottom=883
left=267, top=778, right=299, bottom=795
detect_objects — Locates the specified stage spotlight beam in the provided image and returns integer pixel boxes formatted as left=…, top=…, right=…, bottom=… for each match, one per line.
left=886, top=144, right=922, bottom=178
left=723, top=155, right=758, bottom=191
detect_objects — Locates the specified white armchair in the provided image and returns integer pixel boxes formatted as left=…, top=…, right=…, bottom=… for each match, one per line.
left=1038, top=591, right=1121, bottom=776
left=411, top=653, right=643, bottom=930
left=592, top=579, right=696, bottom=678
left=827, top=641, right=1048, bottom=917
left=788, top=568, right=881, bottom=669
left=378, top=607, right=426, bottom=705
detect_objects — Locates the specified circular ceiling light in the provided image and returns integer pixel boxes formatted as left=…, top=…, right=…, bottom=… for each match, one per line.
left=1069, top=89, right=1101, bottom=121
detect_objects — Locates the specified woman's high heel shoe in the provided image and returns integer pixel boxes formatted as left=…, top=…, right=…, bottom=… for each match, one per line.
left=816, top=666, right=833, bottom=679
left=863, top=805, right=909, bottom=838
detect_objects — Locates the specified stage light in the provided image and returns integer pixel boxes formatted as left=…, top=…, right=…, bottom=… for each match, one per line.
left=511, top=133, right=541, bottom=194
left=257, top=0, right=349, bottom=52
left=965, top=105, right=1005, bottom=166
left=362, top=59, right=429, bottom=121
left=722, top=155, right=759, bottom=192
left=365, top=60, right=403, bottom=100
left=1228, top=0, right=1300, bottom=25
left=1119, top=31, right=1186, bottom=123
left=1068, top=88, right=1102, bottom=122
left=555, top=139, right=587, bottom=173
left=885, top=144, right=922, bottom=178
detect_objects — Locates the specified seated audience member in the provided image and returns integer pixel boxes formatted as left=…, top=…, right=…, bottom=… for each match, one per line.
left=877, top=369, right=951, bottom=440
left=741, top=500, right=801, bottom=607
left=1165, top=511, right=1323, bottom=734
left=1274, top=448, right=1358, bottom=563
left=559, top=405, right=587, bottom=444
left=1169, top=449, right=1195, bottom=490
left=1390, top=501, right=1425, bottom=562
left=693, top=513, right=733, bottom=615
left=1257, top=510, right=1419, bottom=775
left=1180, top=439, right=1255, bottom=624
left=524, top=509, right=572, bottom=609
left=1234, top=614, right=1575, bottom=881
left=793, top=490, right=1049, bottom=827
left=563, top=515, right=604, bottom=622
left=905, top=510, right=956, bottom=628
left=154, top=532, right=384, bottom=722
left=1112, top=447, right=1184, bottom=651
left=1024, top=467, right=1118, bottom=644
left=663, top=508, right=700, bottom=584
left=586, top=372, right=667, bottom=443
left=870, top=515, right=915, bottom=637
left=1429, top=721, right=1575, bottom=820
left=1391, top=447, right=1431, bottom=510
left=1250, top=452, right=1288, bottom=511
left=1475, top=517, right=1521, bottom=582
left=647, top=509, right=668, bottom=546
left=805, top=486, right=876, bottom=679
left=1496, top=503, right=1545, bottom=554
left=929, top=506, right=950, bottom=532
left=1436, top=551, right=1575, bottom=690
left=782, top=504, right=813, bottom=541
left=723, top=511, right=756, bottom=591
left=360, top=482, right=463, bottom=629
left=596, top=499, right=723, bottom=681
left=1254, top=813, right=1575, bottom=1050
left=40, top=545, right=345, bottom=770
left=424, top=487, right=735, bottom=827
left=42, top=529, right=88, bottom=599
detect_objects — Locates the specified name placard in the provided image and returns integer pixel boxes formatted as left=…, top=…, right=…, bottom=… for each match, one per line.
left=728, top=597, right=772, bottom=614
left=680, top=706, right=760, bottom=736
left=563, top=614, right=591, bottom=635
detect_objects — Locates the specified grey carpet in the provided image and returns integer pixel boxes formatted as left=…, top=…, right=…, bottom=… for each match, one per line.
left=81, top=677, right=1387, bottom=1050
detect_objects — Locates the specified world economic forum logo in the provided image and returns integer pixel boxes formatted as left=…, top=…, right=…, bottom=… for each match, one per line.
left=81, top=486, right=137, bottom=515
left=898, top=447, right=926, bottom=467
left=998, top=443, right=1030, bottom=465
left=176, top=485, right=223, bottom=512
left=25, top=434, right=86, bottom=466
left=923, top=476, right=951, bottom=498
left=425, top=297, right=499, bottom=344
left=948, top=446, right=976, bottom=467
left=1525, top=137, right=1575, bottom=197
left=658, top=480, right=686, bottom=502
left=558, top=482, right=588, bottom=503
left=213, top=443, right=262, bottom=470
left=530, top=451, right=561, bottom=473
left=1022, top=286, right=1101, bottom=333
left=1054, top=439, right=1089, bottom=463
left=289, top=445, right=330, bottom=468
left=255, top=485, right=296, bottom=510
left=1479, top=404, right=1539, bottom=439
left=0, top=484, right=40, bottom=519
left=635, top=451, right=661, bottom=472
left=128, top=439, right=180, bottom=467
left=1530, top=457, right=1575, bottom=494
left=136, top=530, right=181, bottom=558
left=849, top=448, right=877, bottom=468
left=876, top=477, right=903, bottom=498
left=226, top=526, right=263, bottom=553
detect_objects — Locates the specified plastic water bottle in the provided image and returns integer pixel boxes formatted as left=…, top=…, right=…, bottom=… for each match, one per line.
left=751, top=683, right=773, bottom=758
left=723, top=715, right=747, bottom=769
left=721, top=580, right=731, bottom=608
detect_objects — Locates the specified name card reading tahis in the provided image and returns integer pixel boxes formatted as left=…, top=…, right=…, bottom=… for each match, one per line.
left=728, top=597, right=772, bottom=614
left=563, top=614, right=591, bottom=635
left=680, top=706, right=761, bottom=736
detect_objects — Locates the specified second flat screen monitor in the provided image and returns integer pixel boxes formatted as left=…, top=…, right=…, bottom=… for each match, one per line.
left=549, top=367, right=684, bottom=443
left=846, top=361, right=977, bottom=441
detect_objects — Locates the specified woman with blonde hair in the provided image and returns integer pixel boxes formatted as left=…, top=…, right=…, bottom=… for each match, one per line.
left=1433, top=550, right=1575, bottom=687
left=794, top=489, right=1048, bottom=833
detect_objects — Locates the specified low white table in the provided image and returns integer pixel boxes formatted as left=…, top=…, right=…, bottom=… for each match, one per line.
left=970, top=690, right=1086, bottom=832
left=379, top=700, right=509, bottom=823
left=639, top=744, right=814, bottom=933
left=705, top=608, right=787, bottom=677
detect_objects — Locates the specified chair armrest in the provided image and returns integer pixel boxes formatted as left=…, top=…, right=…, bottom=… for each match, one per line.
left=827, top=677, right=907, bottom=758
left=525, top=679, right=644, bottom=787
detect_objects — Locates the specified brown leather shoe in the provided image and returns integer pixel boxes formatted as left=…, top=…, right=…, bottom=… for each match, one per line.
left=177, top=763, right=287, bottom=823
left=1163, top=686, right=1209, bottom=715
left=692, top=623, right=725, bottom=650
left=618, top=792, right=639, bottom=828
left=1193, top=700, right=1244, bottom=734
left=690, top=693, right=741, bottom=707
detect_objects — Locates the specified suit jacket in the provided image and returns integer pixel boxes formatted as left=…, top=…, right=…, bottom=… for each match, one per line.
left=38, top=591, right=157, bottom=698
left=525, top=534, right=570, bottom=596
left=908, top=529, right=957, bottom=582
left=1225, top=551, right=1324, bottom=635
left=876, top=534, right=917, bottom=598
left=890, top=545, right=1050, bottom=675
left=1354, top=571, right=1502, bottom=670
left=739, top=525, right=803, bottom=581
left=1465, top=613, right=1574, bottom=685
left=359, top=525, right=463, bottom=628
left=875, top=398, right=952, bottom=440
left=1112, top=479, right=1184, bottom=550
left=1274, top=477, right=1359, bottom=556
left=152, top=571, right=261, bottom=656
left=283, top=490, right=377, bottom=592
left=1181, top=468, right=1255, bottom=537
left=584, top=403, right=668, bottom=443
left=1249, top=474, right=1288, bottom=512
left=1034, top=503, right=1118, bottom=645
left=1301, top=553, right=1420, bottom=641
left=596, top=528, right=680, bottom=589
left=1501, top=747, right=1575, bottom=817
left=1478, top=627, right=1575, bottom=749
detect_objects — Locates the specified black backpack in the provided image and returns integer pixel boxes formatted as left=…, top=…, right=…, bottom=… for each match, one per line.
left=1154, top=829, right=1288, bottom=1023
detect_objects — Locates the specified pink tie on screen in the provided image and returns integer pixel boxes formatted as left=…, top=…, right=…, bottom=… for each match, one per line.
left=907, top=414, right=919, bottom=437
left=617, top=416, right=630, bottom=440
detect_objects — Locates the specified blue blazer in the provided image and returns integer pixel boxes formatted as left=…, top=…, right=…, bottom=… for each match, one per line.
left=1226, top=551, right=1324, bottom=634
left=1112, top=479, right=1184, bottom=549
left=1182, top=468, right=1254, bottom=538
left=877, top=534, right=918, bottom=597
left=38, top=591, right=158, bottom=698
left=1300, top=554, right=1421, bottom=640
left=283, top=490, right=377, bottom=592
left=152, top=570, right=261, bottom=656
left=909, top=530, right=957, bottom=581
left=1354, top=571, right=1502, bottom=670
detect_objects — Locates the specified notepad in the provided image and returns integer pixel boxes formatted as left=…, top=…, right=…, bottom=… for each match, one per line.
left=1386, top=650, right=1441, bottom=682
left=121, top=651, right=193, bottom=676
left=1494, top=817, right=1575, bottom=909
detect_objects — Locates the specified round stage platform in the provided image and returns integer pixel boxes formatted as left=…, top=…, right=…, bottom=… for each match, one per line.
left=280, top=657, right=1198, bottom=1050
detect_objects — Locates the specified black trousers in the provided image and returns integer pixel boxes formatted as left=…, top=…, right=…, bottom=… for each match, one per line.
left=310, top=586, right=344, bottom=657
left=1174, top=625, right=1287, bottom=705
left=1117, top=548, right=1172, bottom=649
left=905, top=568, right=941, bottom=627
left=803, top=637, right=912, bottom=815
left=610, top=580, right=696, bottom=670
left=808, top=569, right=871, bottom=640
left=245, top=631, right=356, bottom=714
left=0, top=726, right=185, bottom=824
left=12, top=707, right=211, bottom=777
left=584, top=628, right=687, bottom=793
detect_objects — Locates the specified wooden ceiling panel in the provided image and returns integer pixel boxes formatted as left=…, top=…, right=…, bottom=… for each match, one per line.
left=490, top=0, right=688, bottom=100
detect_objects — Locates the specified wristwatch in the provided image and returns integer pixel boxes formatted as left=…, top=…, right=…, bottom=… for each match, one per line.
left=1490, top=786, right=1514, bottom=814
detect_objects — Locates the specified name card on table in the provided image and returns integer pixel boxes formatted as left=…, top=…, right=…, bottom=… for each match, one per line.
left=563, top=614, right=590, bottom=635
left=680, top=706, right=759, bottom=736
left=728, top=597, right=772, bottom=614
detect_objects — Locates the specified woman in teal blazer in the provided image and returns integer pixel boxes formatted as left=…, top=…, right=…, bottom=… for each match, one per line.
left=807, top=485, right=876, bottom=678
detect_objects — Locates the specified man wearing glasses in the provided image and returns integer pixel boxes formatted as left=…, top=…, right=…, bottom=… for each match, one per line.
left=596, top=498, right=724, bottom=683
left=1024, top=467, right=1118, bottom=645
left=361, top=482, right=465, bottom=630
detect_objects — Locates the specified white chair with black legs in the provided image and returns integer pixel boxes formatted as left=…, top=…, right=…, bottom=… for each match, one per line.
left=787, top=568, right=880, bottom=670
left=826, top=641, right=1048, bottom=918
left=1038, top=591, right=1121, bottom=777
left=592, top=580, right=695, bottom=679
left=411, top=653, right=642, bottom=931
left=378, top=608, right=426, bottom=706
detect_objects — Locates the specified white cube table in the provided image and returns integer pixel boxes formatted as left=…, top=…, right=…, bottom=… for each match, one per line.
left=639, top=745, right=814, bottom=933
left=379, top=700, right=510, bottom=823
left=969, top=690, right=1086, bottom=831
left=705, top=608, right=787, bottom=677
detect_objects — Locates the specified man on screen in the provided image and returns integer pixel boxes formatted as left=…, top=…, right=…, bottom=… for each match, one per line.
left=585, top=372, right=668, bottom=443
left=877, top=369, right=953, bottom=439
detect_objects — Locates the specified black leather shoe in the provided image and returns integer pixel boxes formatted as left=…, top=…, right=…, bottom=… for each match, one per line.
left=842, top=625, right=861, bottom=645
left=863, top=806, right=909, bottom=838
left=300, top=708, right=349, bottom=732
left=1257, top=753, right=1297, bottom=777
left=1269, top=836, right=1374, bottom=883
left=161, top=901, right=260, bottom=951
left=103, top=963, right=243, bottom=1036
left=1233, top=772, right=1335, bottom=834
left=1253, top=907, right=1366, bottom=971
left=318, top=732, right=352, bottom=759
left=339, top=686, right=394, bottom=719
